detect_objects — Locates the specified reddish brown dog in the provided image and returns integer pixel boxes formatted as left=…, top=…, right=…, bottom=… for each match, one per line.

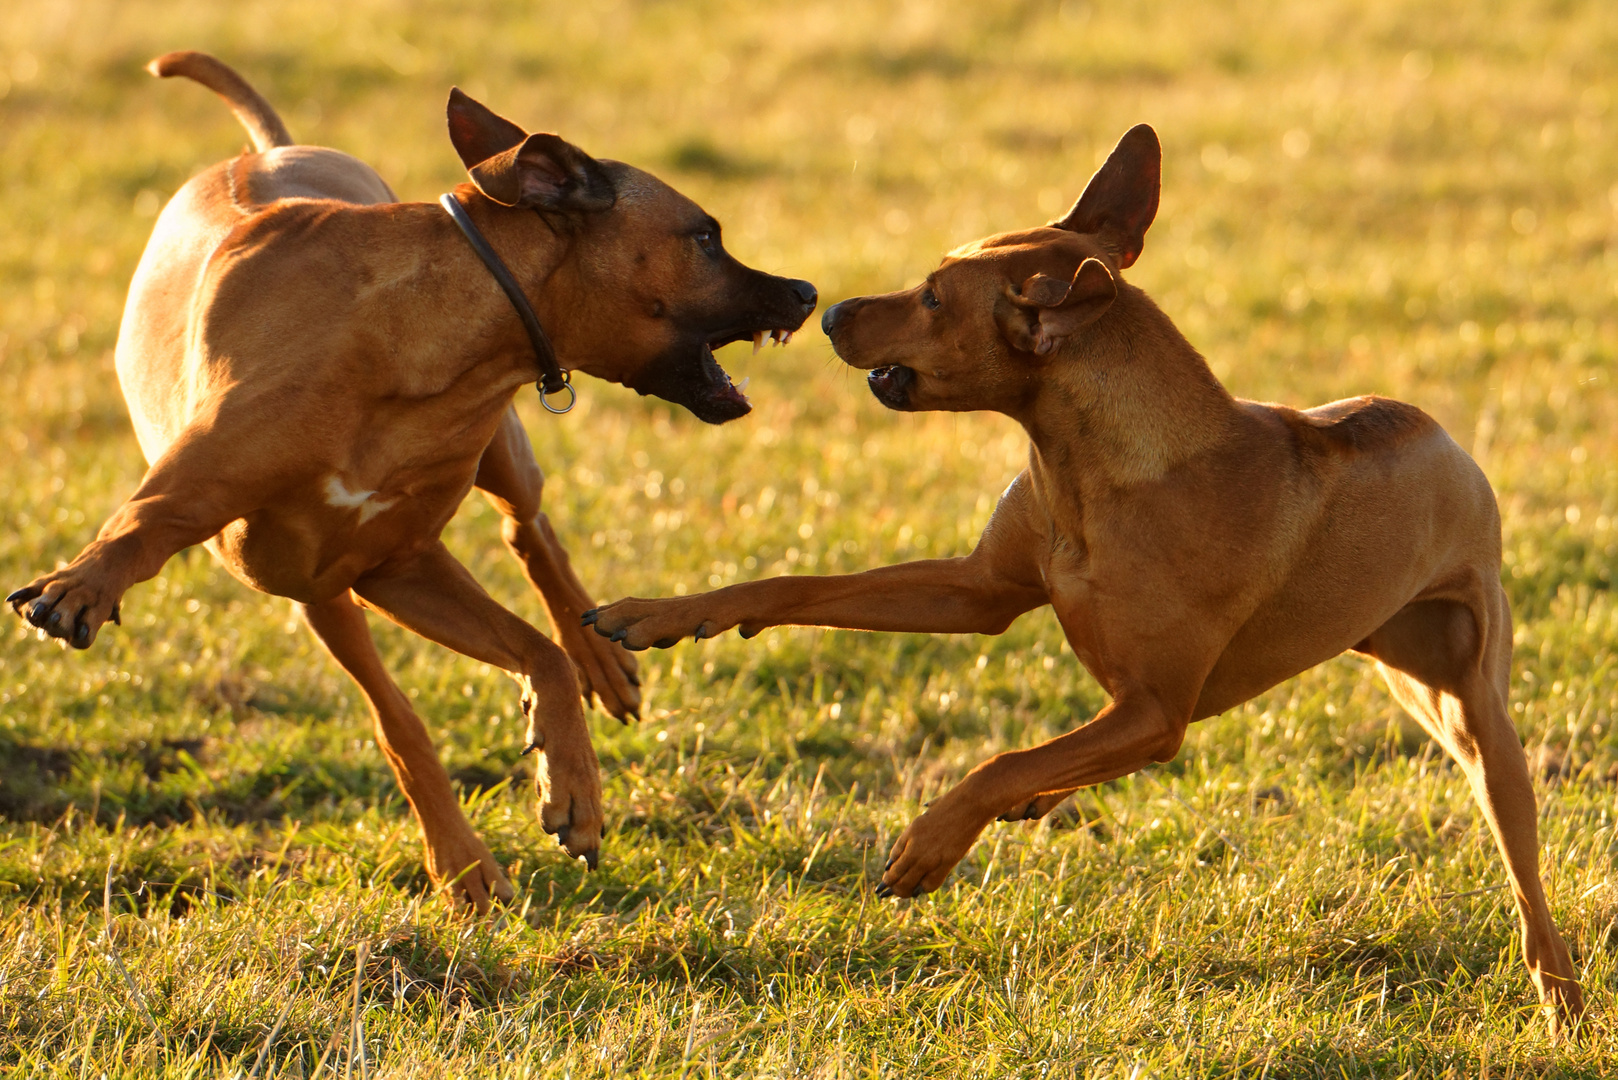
left=7, top=53, right=815, bottom=911
left=587, top=126, right=1583, bottom=1035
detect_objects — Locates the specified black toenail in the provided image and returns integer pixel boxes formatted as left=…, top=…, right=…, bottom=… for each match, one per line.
left=739, top=626, right=758, bottom=639
left=584, top=850, right=599, bottom=871
left=580, top=609, right=598, bottom=625
left=875, top=883, right=894, bottom=898
left=610, top=628, right=627, bottom=642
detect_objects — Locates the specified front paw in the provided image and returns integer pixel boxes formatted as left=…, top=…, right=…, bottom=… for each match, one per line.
left=423, top=829, right=515, bottom=915
left=532, top=734, right=604, bottom=870
left=583, top=597, right=733, bottom=652
left=876, top=805, right=987, bottom=899
left=8, top=570, right=124, bottom=650
left=555, top=616, right=642, bottom=723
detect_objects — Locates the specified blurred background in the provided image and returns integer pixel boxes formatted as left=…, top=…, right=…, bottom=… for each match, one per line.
left=1, top=1, right=1615, bottom=1074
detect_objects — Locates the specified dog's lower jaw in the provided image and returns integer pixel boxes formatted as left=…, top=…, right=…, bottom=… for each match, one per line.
left=867, top=365, right=915, bottom=410
left=627, top=341, right=753, bottom=424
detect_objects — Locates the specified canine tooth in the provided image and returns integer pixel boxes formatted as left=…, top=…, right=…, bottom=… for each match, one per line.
left=783, top=331, right=794, bottom=345
left=753, top=331, right=764, bottom=355
left=738, top=377, right=751, bottom=392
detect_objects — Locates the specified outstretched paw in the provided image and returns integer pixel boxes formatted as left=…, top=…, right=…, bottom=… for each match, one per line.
left=583, top=597, right=735, bottom=652
left=876, top=805, right=987, bottom=899
left=8, top=570, right=124, bottom=650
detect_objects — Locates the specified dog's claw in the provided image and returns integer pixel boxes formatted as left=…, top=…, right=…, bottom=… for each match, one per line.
left=693, top=626, right=708, bottom=641
left=72, top=620, right=90, bottom=649
left=609, top=628, right=627, bottom=643
left=522, top=740, right=542, bottom=756
left=109, top=603, right=121, bottom=626
left=584, top=849, right=599, bottom=871
left=738, top=626, right=758, bottom=640
left=875, top=882, right=894, bottom=899
left=580, top=608, right=598, bottom=626
left=553, top=824, right=571, bottom=847
left=6, top=586, right=41, bottom=608
left=653, top=636, right=679, bottom=649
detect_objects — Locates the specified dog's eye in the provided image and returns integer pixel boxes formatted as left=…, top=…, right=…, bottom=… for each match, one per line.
left=921, top=288, right=941, bottom=310
left=694, top=230, right=719, bottom=256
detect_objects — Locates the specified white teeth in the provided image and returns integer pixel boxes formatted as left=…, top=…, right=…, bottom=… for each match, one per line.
left=738, top=377, right=750, bottom=392
left=782, top=331, right=794, bottom=345
left=752, top=331, right=764, bottom=355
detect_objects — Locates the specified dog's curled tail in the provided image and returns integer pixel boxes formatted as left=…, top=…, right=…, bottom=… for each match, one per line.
left=147, top=51, right=294, bottom=152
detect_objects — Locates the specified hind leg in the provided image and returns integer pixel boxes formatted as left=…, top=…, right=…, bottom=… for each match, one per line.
left=1366, top=593, right=1582, bottom=1039
left=7, top=415, right=269, bottom=649
left=475, top=408, right=640, bottom=721
left=304, top=592, right=514, bottom=913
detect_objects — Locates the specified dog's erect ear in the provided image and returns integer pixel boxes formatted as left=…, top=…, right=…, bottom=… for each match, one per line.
left=446, top=88, right=529, bottom=170
left=996, top=257, right=1117, bottom=356
left=447, top=89, right=616, bottom=213
left=1050, top=125, right=1160, bottom=269
left=465, top=133, right=617, bottom=212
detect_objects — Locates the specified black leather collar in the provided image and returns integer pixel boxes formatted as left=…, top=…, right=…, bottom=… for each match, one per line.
left=439, top=192, right=575, bottom=413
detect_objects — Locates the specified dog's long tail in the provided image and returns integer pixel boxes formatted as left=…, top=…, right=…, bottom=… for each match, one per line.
left=147, top=51, right=294, bottom=152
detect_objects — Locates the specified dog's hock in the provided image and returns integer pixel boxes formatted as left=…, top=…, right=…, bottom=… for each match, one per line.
left=1051, top=124, right=1161, bottom=270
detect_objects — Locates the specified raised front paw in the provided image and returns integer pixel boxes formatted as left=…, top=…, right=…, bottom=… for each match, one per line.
left=555, top=614, right=642, bottom=722
left=875, top=805, right=988, bottom=899
left=8, top=570, right=124, bottom=650
left=582, top=596, right=738, bottom=652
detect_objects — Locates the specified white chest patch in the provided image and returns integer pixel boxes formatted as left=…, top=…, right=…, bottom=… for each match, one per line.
left=323, top=475, right=395, bottom=524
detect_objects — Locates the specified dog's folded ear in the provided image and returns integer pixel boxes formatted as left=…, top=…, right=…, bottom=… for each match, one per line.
left=1050, top=124, right=1161, bottom=269
left=446, top=88, right=616, bottom=214
left=996, top=257, right=1117, bottom=356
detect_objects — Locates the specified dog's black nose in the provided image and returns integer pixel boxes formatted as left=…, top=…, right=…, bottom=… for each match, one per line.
left=788, top=278, right=818, bottom=313
left=821, top=299, right=850, bottom=337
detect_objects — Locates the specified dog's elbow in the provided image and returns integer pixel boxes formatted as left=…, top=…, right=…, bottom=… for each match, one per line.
left=961, top=586, right=1042, bottom=636
left=1142, top=708, right=1189, bottom=763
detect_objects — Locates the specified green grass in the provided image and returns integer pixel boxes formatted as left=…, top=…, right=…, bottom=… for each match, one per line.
left=2, top=0, right=1617, bottom=1074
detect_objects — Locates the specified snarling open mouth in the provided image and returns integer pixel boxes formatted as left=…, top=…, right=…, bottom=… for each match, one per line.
left=866, top=364, right=915, bottom=409
left=679, top=326, right=798, bottom=423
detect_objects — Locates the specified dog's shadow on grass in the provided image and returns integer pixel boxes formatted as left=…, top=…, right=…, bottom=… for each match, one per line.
left=0, top=731, right=407, bottom=829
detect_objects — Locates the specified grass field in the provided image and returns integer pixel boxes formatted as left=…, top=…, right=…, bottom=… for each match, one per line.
left=3, top=0, right=1617, bottom=1074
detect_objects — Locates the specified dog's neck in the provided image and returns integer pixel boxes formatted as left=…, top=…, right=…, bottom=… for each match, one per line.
left=443, top=196, right=580, bottom=369
left=1018, top=282, right=1238, bottom=490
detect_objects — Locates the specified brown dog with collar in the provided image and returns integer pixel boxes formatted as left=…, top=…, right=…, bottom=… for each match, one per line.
left=6, top=53, right=816, bottom=910
left=586, top=126, right=1583, bottom=1035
